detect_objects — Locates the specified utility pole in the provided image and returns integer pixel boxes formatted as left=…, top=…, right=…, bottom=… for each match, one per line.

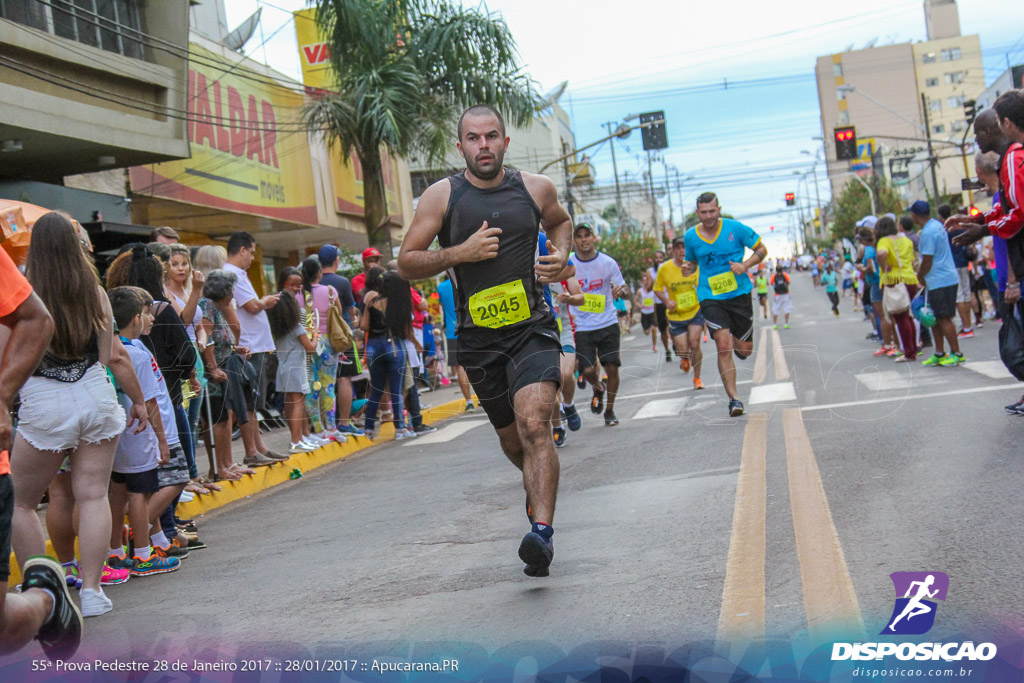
left=662, top=157, right=674, bottom=228
left=561, top=140, right=575, bottom=221
left=921, top=93, right=941, bottom=202
left=646, top=150, right=657, bottom=236
left=603, top=121, right=625, bottom=228
left=674, top=169, right=686, bottom=224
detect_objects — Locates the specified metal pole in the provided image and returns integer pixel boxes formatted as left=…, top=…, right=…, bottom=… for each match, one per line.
left=662, top=158, right=674, bottom=227
left=674, top=169, right=685, bottom=223
left=604, top=122, right=625, bottom=227
left=850, top=172, right=878, bottom=215
left=812, top=160, right=823, bottom=238
left=647, top=151, right=657, bottom=236
left=921, top=92, right=941, bottom=201
left=561, top=141, right=575, bottom=221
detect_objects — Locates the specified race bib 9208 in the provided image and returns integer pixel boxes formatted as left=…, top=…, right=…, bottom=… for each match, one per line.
left=469, top=279, right=530, bottom=329
left=708, top=271, right=738, bottom=296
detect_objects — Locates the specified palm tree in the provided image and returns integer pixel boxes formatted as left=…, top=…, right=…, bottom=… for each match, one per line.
left=305, top=0, right=537, bottom=248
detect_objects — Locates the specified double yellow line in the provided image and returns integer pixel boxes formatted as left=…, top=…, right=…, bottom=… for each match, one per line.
left=718, top=328, right=863, bottom=643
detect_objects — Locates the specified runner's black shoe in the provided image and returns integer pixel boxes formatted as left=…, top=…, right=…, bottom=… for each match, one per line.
left=22, top=556, right=83, bottom=661
left=604, top=411, right=619, bottom=426
left=519, top=532, right=554, bottom=578
left=552, top=427, right=567, bottom=448
left=576, top=374, right=586, bottom=389
left=665, top=350, right=672, bottom=363
left=590, top=388, right=604, bottom=414
left=1005, top=396, right=1024, bottom=414
left=564, top=404, right=582, bottom=431
left=728, top=399, right=745, bottom=417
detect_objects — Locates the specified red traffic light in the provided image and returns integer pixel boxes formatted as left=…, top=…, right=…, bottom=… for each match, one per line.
left=785, top=193, right=795, bottom=201
left=770, top=225, right=775, bottom=231
left=835, top=129, right=854, bottom=141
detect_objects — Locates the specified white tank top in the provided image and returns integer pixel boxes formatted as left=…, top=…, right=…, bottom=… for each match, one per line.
left=638, top=287, right=656, bottom=314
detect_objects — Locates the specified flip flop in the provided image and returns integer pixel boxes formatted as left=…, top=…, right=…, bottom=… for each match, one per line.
left=216, top=469, right=242, bottom=481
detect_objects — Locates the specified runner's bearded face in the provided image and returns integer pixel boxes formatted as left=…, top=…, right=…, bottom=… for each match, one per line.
left=697, top=200, right=720, bottom=230
left=458, top=115, right=508, bottom=182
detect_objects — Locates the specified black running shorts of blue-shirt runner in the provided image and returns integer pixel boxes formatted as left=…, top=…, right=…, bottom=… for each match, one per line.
left=683, top=218, right=763, bottom=343
left=438, top=169, right=562, bottom=430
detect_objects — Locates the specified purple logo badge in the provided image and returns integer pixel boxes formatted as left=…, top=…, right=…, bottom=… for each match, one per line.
left=881, top=571, right=949, bottom=635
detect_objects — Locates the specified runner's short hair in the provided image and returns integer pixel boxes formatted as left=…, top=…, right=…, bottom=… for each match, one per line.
left=107, top=286, right=152, bottom=330
left=994, top=90, right=1024, bottom=130
left=696, top=192, right=718, bottom=207
left=457, top=105, right=506, bottom=140
left=150, top=226, right=179, bottom=242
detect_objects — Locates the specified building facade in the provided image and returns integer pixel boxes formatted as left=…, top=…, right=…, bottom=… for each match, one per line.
left=815, top=0, right=982, bottom=208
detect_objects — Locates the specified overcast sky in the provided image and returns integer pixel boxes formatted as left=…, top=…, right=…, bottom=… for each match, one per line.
left=224, top=0, right=1024, bottom=254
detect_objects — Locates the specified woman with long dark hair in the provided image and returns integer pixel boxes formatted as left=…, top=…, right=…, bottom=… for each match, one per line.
left=295, top=256, right=346, bottom=445
left=360, top=268, right=417, bottom=440
left=11, top=212, right=148, bottom=618
left=876, top=216, right=920, bottom=361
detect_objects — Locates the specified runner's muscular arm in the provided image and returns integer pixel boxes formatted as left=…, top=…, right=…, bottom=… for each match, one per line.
left=524, top=173, right=572, bottom=283
left=398, top=181, right=501, bottom=280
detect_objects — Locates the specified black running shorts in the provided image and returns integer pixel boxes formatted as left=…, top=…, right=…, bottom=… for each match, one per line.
left=111, top=468, right=160, bottom=494
left=701, top=295, right=754, bottom=342
left=654, top=302, right=669, bottom=332
left=928, top=283, right=958, bottom=319
left=458, top=325, right=561, bottom=430
left=640, top=312, right=656, bottom=331
left=575, top=323, right=622, bottom=369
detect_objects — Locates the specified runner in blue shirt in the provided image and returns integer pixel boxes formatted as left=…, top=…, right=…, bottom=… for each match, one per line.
left=682, top=192, right=767, bottom=416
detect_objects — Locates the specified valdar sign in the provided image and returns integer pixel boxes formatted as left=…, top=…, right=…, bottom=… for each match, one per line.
left=189, top=70, right=281, bottom=169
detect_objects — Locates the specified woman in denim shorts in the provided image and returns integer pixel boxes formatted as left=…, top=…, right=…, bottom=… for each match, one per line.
left=11, top=213, right=148, bottom=616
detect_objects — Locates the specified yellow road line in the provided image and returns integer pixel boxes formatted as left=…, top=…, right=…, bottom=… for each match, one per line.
left=717, top=413, right=767, bottom=643
left=772, top=328, right=790, bottom=380
left=753, top=328, right=768, bottom=384
left=783, top=408, right=864, bottom=641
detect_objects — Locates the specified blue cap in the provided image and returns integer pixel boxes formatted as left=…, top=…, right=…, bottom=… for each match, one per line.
left=317, top=244, right=339, bottom=266
left=909, top=200, right=930, bottom=216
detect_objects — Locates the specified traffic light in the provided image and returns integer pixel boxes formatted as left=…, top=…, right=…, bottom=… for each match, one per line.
left=639, top=111, right=668, bottom=151
left=834, top=126, right=857, bottom=161
left=964, top=99, right=977, bottom=125
left=770, top=225, right=775, bottom=231
left=785, top=192, right=795, bottom=206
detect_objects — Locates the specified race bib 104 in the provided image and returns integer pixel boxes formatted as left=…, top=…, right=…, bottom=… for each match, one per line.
left=578, top=294, right=606, bottom=313
left=469, top=279, right=530, bottom=329
left=708, top=271, right=738, bottom=296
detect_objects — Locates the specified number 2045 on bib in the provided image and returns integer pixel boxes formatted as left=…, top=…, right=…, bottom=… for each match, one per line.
left=469, top=280, right=531, bottom=329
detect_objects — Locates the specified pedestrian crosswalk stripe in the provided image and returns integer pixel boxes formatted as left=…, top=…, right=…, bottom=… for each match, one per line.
left=749, top=382, right=796, bottom=405
left=771, top=329, right=789, bottom=380
left=753, top=328, right=768, bottom=384
left=855, top=370, right=914, bottom=391
left=402, top=419, right=489, bottom=446
left=964, top=360, right=1014, bottom=379
left=632, top=398, right=686, bottom=419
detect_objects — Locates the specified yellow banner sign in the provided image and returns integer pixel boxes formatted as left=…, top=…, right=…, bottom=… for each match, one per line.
left=130, top=44, right=317, bottom=225
left=294, top=8, right=403, bottom=219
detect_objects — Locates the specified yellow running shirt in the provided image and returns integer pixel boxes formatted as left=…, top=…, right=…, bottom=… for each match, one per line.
left=654, top=260, right=701, bottom=322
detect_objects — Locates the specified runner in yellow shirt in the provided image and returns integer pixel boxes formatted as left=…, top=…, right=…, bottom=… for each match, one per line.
left=655, top=235, right=705, bottom=390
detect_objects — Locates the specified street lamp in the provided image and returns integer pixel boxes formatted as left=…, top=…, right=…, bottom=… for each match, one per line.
left=801, top=149, right=824, bottom=238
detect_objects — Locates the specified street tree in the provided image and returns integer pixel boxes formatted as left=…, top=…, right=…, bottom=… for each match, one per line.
left=305, top=0, right=537, bottom=248
left=831, top=177, right=904, bottom=241
left=598, top=233, right=663, bottom=287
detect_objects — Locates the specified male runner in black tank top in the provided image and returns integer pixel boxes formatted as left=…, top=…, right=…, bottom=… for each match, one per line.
left=398, top=104, right=572, bottom=578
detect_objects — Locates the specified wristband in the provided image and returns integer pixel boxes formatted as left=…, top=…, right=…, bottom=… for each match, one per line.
left=1008, top=283, right=1020, bottom=289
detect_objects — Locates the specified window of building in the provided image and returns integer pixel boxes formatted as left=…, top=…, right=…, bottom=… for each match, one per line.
left=838, top=110, right=850, bottom=126
left=922, top=52, right=937, bottom=64
left=947, top=95, right=965, bottom=108
left=833, top=63, right=843, bottom=77
left=930, top=99, right=942, bottom=113
left=1, top=0, right=144, bottom=60
left=925, top=77, right=939, bottom=87
left=932, top=124, right=945, bottom=134
left=945, top=71, right=965, bottom=84
left=940, top=47, right=962, bottom=61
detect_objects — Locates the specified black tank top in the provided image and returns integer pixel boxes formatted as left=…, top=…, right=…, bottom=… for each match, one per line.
left=439, top=168, right=552, bottom=342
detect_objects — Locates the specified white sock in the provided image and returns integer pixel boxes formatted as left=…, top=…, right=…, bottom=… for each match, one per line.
left=135, top=545, right=152, bottom=560
left=109, top=547, right=125, bottom=559
left=38, top=588, right=57, bottom=622
left=562, top=401, right=573, bottom=409
left=151, top=530, right=170, bottom=549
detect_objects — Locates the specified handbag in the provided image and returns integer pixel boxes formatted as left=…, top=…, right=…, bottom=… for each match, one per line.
left=326, top=288, right=355, bottom=352
left=999, top=301, right=1024, bottom=381
left=882, top=240, right=911, bottom=315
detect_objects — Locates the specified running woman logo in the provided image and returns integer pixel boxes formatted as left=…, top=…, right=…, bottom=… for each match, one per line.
left=881, top=571, right=949, bottom=635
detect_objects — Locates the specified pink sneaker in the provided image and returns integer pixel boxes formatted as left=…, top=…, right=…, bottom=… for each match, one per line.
left=101, top=563, right=130, bottom=586
left=440, top=376, right=451, bottom=386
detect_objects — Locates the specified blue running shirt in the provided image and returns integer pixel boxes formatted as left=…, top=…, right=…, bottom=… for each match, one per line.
left=683, top=218, right=762, bottom=301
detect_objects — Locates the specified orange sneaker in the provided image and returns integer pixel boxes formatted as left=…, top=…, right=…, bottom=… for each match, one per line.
left=679, top=357, right=691, bottom=373
left=693, top=377, right=705, bottom=390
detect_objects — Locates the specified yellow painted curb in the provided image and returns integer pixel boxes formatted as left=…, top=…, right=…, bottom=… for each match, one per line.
left=6, top=395, right=476, bottom=587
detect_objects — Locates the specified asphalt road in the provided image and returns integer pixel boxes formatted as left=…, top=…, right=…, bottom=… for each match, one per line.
left=8, top=271, right=1023, bottom=667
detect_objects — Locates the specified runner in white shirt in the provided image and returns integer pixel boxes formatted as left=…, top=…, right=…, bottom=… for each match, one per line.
left=569, top=223, right=629, bottom=426
left=548, top=276, right=584, bottom=447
